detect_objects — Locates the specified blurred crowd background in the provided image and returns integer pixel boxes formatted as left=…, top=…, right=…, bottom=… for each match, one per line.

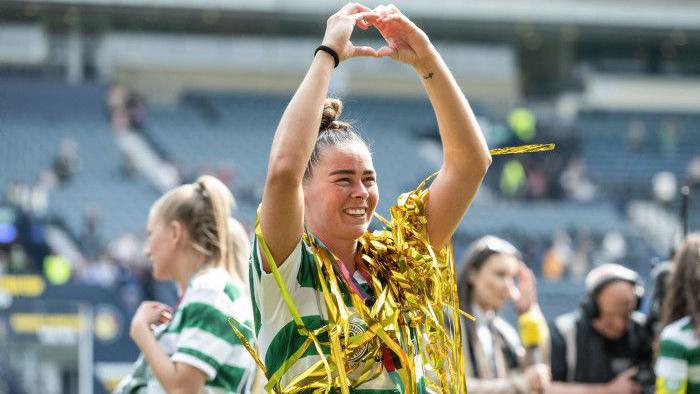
left=0, top=0, right=699, bottom=392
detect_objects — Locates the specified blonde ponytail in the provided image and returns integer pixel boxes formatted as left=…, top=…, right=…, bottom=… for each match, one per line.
left=152, top=175, right=247, bottom=287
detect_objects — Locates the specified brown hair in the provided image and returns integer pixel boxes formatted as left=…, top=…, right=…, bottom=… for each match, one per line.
left=151, top=175, right=245, bottom=285
left=303, top=98, right=370, bottom=180
left=661, top=233, right=700, bottom=338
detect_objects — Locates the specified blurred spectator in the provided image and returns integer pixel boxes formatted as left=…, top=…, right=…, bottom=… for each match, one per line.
left=559, top=158, right=596, bottom=201
left=80, top=250, right=119, bottom=288
left=106, top=85, right=129, bottom=115
left=569, top=231, right=594, bottom=282
left=8, top=243, right=30, bottom=273
left=599, top=231, right=628, bottom=265
left=106, top=84, right=148, bottom=131
left=500, top=159, right=527, bottom=198
left=542, top=230, right=573, bottom=281
left=626, top=119, right=647, bottom=153
left=658, top=118, right=680, bottom=158
left=81, top=205, right=102, bottom=260
left=3, top=181, right=29, bottom=209
left=31, top=169, right=57, bottom=217
left=43, top=254, right=72, bottom=286
left=508, top=108, right=537, bottom=143
left=652, top=171, right=678, bottom=206
left=126, top=92, right=148, bottom=130
left=108, top=232, right=142, bottom=266
left=524, top=164, right=548, bottom=199
left=686, top=156, right=700, bottom=187
left=52, top=136, right=79, bottom=184
left=107, top=85, right=130, bottom=129
left=457, top=236, right=551, bottom=394
left=548, top=264, right=654, bottom=394
left=655, top=233, right=700, bottom=394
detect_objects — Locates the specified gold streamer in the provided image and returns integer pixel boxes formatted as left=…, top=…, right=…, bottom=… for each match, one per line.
left=489, top=143, right=555, bottom=156
left=230, top=175, right=474, bottom=393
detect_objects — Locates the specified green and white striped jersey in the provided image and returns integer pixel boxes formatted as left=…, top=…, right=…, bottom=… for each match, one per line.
left=115, top=268, right=256, bottom=394
left=655, top=316, right=700, bottom=394
left=250, top=238, right=407, bottom=393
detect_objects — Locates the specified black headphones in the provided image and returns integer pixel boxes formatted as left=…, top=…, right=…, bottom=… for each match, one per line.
left=580, top=264, right=645, bottom=319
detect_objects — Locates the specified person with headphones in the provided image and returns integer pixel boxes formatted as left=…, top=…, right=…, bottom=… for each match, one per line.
left=548, top=263, right=654, bottom=394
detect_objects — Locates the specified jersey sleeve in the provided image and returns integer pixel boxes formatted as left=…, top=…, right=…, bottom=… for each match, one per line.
left=171, top=289, right=252, bottom=387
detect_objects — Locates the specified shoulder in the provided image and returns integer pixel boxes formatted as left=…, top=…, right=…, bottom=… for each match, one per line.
left=553, top=311, right=580, bottom=335
left=251, top=234, right=315, bottom=269
left=181, top=268, right=249, bottom=318
left=189, top=267, right=231, bottom=293
left=493, top=316, right=521, bottom=348
left=660, top=316, right=697, bottom=348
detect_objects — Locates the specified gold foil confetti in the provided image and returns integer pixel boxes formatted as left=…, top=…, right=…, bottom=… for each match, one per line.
left=489, top=143, right=556, bottom=156
left=232, top=176, right=471, bottom=393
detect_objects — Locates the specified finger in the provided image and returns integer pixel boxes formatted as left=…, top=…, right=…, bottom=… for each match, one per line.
left=351, top=11, right=380, bottom=22
left=620, top=367, right=638, bottom=378
left=386, top=3, right=403, bottom=14
left=509, top=283, right=521, bottom=301
left=376, top=45, right=397, bottom=58
left=142, top=301, right=159, bottom=309
left=380, top=13, right=412, bottom=28
left=373, top=24, right=394, bottom=45
left=373, top=4, right=388, bottom=17
left=372, top=18, right=386, bottom=30
left=350, top=44, right=379, bottom=58
left=340, top=2, right=371, bottom=15
left=159, top=309, right=173, bottom=324
left=520, top=263, right=536, bottom=286
left=354, top=14, right=379, bottom=30
left=351, top=11, right=379, bottom=30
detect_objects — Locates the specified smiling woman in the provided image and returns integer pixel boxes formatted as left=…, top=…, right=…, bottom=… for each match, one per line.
left=300, top=99, right=378, bottom=271
left=248, top=2, right=492, bottom=393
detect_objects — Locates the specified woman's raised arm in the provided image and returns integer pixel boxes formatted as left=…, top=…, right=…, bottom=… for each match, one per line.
left=374, top=5, right=492, bottom=250
left=260, top=3, right=379, bottom=270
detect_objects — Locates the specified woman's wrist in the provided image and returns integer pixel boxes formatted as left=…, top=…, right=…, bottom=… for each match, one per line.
left=314, top=46, right=338, bottom=69
left=315, top=45, right=340, bottom=68
left=516, top=302, right=538, bottom=315
left=412, top=47, right=441, bottom=75
left=129, top=320, right=151, bottom=342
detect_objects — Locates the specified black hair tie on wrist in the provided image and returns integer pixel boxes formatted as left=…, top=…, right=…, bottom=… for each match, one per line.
left=315, top=45, right=340, bottom=68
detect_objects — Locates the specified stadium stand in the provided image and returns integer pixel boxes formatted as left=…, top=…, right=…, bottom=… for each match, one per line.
left=0, top=78, right=159, bottom=243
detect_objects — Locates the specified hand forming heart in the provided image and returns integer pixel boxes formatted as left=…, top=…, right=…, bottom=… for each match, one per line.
left=321, top=3, right=436, bottom=68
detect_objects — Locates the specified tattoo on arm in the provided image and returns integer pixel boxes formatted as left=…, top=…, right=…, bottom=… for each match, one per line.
left=423, top=72, right=434, bottom=80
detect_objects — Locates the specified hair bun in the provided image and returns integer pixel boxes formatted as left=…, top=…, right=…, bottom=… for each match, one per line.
left=320, top=98, right=350, bottom=132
